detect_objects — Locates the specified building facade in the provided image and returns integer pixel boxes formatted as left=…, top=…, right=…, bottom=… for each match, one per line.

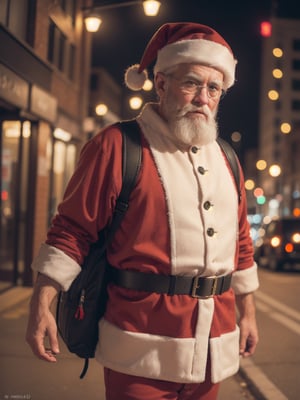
left=89, top=67, right=123, bottom=132
left=0, top=0, right=92, bottom=288
left=258, top=17, right=300, bottom=217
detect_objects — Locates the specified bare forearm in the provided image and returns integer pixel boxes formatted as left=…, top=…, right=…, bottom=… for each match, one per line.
left=30, top=273, right=61, bottom=307
left=236, top=292, right=256, bottom=318
left=26, top=273, right=62, bottom=362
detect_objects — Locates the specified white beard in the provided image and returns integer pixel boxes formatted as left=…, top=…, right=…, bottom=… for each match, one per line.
left=161, top=96, right=218, bottom=146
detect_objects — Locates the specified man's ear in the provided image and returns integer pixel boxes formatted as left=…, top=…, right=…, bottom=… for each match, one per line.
left=155, top=72, right=167, bottom=95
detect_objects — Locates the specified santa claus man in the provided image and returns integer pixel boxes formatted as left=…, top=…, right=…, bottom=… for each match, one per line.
left=26, top=22, right=259, bottom=400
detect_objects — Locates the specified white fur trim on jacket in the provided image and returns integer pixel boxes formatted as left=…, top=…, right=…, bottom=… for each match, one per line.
left=210, top=327, right=240, bottom=382
left=231, top=263, right=259, bottom=295
left=97, top=313, right=240, bottom=384
left=97, top=298, right=216, bottom=383
left=31, top=243, right=81, bottom=291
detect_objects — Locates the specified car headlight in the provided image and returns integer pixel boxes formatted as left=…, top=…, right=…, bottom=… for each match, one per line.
left=291, top=232, right=300, bottom=243
left=270, top=236, right=281, bottom=247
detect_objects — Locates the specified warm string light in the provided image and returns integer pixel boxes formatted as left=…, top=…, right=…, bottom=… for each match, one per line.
left=83, top=1, right=161, bottom=32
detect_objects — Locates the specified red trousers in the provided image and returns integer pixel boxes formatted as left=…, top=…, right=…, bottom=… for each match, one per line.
left=104, top=366, right=220, bottom=400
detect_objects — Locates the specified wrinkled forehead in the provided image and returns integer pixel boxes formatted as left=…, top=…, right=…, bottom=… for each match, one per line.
left=163, top=63, right=224, bottom=82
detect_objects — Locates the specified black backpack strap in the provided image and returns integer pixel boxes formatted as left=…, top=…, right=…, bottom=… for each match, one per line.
left=217, top=137, right=241, bottom=204
left=118, top=120, right=142, bottom=212
left=106, top=119, right=142, bottom=242
left=79, top=120, right=141, bottom=379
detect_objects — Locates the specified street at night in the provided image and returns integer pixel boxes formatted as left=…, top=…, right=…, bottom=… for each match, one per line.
left=1, top=267, right=300, bottom=399
left=1, top=1, right=300, bottom=399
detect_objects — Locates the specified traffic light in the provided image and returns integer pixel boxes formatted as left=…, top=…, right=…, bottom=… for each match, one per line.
left=253, top=187, right=266, bottom=205
left=260, top=21, right=272, bottom=37
left=256, top=195, right=266, bottom=205
left=254, top=187, right=264, bottom=197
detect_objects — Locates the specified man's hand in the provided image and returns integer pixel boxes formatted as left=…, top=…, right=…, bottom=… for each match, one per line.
left=25, top=274, right=61, bottom=362
left=236, top=292, right=259, bottom=357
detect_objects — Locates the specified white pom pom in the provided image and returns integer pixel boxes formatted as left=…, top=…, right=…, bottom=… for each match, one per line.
left=124, top=64, right=148, bottom=91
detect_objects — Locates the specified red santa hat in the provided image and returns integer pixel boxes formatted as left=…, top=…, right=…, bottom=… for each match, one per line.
left=125, top=22, right=237, bottom=91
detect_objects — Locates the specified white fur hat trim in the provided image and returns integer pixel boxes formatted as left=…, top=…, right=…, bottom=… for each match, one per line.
left=154, top=38, right=237, bottom=89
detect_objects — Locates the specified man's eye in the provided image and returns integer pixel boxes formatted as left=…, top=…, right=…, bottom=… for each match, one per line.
left=208, top=85, right=219, bottom=93
left=183, top=80, right=198, bottom=88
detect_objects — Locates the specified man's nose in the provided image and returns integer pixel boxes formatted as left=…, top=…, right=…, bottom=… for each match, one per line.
left=193, top=86, right=210, bottom=105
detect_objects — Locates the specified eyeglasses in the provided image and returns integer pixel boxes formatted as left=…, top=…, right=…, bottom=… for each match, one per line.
left=167, top=75, right=225, bottom=100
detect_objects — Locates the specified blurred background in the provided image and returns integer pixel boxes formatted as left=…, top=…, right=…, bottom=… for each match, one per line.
left=1, top=2, right=300, bottom=399
left=0, top=0, right=300, bottom=286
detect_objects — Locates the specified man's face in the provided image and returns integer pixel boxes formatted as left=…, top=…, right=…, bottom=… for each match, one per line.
left=156, top=64, right=224, bottom=146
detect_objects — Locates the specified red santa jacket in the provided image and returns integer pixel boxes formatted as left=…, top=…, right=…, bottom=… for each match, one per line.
left=33, top=104, right=259, bottom=383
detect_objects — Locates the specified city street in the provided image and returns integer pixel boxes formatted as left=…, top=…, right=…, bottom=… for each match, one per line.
left=248, top=268, right=300, bottom=399
left=1, top=2, right=300, bottom=398
left=0, top=289, right=255, bottom=400
left=1, top=267, right=300, bottom=399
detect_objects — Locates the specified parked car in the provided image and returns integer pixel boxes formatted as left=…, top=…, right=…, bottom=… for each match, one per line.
left=255, top=216, right=300, bottom=271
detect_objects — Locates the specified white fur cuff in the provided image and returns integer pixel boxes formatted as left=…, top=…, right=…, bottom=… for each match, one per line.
left=31, top=243, right=81, bottom=291
left=231, top=263, right=259, bottom=295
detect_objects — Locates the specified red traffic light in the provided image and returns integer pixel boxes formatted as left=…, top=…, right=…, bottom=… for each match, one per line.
left=260, top=21, right=272, bottom=37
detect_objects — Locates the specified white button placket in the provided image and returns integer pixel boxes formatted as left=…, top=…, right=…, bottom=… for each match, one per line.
left=189, top=145, right=217, bottom=269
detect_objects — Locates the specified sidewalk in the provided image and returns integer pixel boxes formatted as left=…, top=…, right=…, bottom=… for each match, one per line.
left=0, top=287, right=257, bottom=400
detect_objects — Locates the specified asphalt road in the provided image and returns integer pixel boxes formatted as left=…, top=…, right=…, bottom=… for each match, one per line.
left=249, top=268, right=300, bottom=400
left=4, top=268, right=300, bottom=400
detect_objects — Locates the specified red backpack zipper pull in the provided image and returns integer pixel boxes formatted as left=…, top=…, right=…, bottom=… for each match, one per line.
left=75, top=289, right=85, bottom=320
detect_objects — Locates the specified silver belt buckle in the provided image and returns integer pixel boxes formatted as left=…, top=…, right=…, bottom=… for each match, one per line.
left=191, top=276, right=218, bottom=298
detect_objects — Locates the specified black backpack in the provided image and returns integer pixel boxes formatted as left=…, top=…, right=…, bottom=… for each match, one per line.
left=56, top=120, right=142, bottom=378
left=56, top=119, right=240, bottom=378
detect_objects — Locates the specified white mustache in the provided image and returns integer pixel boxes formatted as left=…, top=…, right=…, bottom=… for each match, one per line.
left=177, top=105, right=211, bottom=118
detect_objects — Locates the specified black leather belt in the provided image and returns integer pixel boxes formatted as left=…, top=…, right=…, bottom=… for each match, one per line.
left=109, top=266, right=232, bottom=298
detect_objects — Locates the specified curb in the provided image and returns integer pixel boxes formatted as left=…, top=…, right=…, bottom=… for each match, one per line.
left=239, top=358, right=288, bottom=400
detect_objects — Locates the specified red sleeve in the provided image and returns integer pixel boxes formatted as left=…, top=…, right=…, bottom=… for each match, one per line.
left=46, top=125, right=123, bottom=264
left=235, top=163, right=255, bottom=271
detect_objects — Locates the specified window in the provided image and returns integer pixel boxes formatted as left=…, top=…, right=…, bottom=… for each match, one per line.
left=59, top=0, right=76, bottom=26
left=68, top=44, right=76, bottom=81
left=0, top=0, right=8, bottom=25
left=48, top=21, right=61, bottom=67
left=274, top=118, right=280, bottom=128
left=291, top=141, right=300, bottom=174
left=274, top=100, right=281, bottom=111
left=273, top=148, right=280, bottom=160
left=47, top=20, right=75, bottom=78
left=292, top=100, right=300, bottom=111
left=274, top=132, right=281, bottom=144
left=48, top=139, right=76, bottom=221
left=90, top=73, right=99, bottom=91
left=292, top=59, right=300, bottom=71
left=0, top=120, right=34, bottom=285
left=274, top=80, right=282, bottom=91
left=0, top=0, right=33, bottom=43
left=58, top=33, right=66, bottom=72
left=292, top=79, right=300, bottom=91
left=47, top=21, right=55, bottom=63
left=293, top=39, right=300, bottom=51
